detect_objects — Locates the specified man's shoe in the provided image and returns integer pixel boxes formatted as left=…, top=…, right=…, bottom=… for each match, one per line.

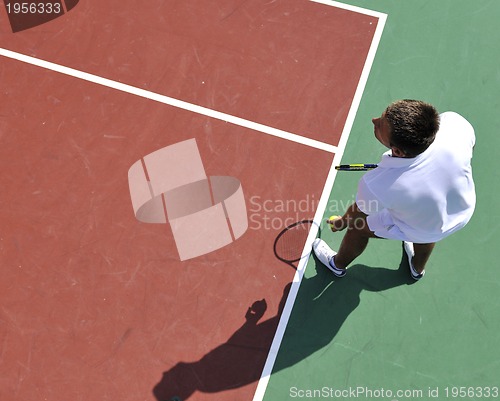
left=403, top=241, right=425, bottom=280
left=312, top=238, right=346, bottom=277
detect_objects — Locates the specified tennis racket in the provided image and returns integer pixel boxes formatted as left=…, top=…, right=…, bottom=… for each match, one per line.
left=335, top=163, right=378, bottom=171
left=273, top=219, right=320, bottom=270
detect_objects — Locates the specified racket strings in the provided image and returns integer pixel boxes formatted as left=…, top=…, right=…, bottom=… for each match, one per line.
left=274, top=222, right=312, bottom=263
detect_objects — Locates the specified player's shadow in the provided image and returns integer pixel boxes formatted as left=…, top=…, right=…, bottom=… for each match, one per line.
left=272, top=251, right=415, bottom=372
left=152, top=250, right=414, bottom=401
left=152, top=283, right=292, bottom=401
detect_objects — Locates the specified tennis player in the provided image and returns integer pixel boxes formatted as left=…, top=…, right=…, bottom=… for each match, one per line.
left=313, top=99, right=476, bottom=280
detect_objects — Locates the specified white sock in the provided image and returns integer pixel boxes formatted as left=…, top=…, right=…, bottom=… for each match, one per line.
left=329, top=256, right=343, bottom=271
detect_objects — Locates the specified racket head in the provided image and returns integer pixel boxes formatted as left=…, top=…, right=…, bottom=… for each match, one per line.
left=273, top=219, right=320, bottom=269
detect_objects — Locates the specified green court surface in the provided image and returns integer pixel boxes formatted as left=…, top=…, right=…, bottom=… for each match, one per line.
left=264, top=1, right=499, bottom=400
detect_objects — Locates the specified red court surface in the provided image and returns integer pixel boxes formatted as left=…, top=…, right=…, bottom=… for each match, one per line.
left=0, top=1, right=381, bottom=400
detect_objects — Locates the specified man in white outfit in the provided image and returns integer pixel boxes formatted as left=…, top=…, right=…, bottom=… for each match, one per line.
left=313, top=99, right=476, bottom=280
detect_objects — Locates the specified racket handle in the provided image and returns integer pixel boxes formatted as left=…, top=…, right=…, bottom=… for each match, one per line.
left=335, top=163, right=378, bottom=171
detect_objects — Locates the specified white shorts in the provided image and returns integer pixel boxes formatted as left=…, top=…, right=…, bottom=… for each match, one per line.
left=367, top=209, right=460, bottom=244
left=366, top=209, right=414, bottom=242
left=366, top=208, right=447, bottom=244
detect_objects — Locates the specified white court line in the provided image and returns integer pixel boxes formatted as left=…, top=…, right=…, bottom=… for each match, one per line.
left=0, top=47, right=337, bottom=154
left=310, top=0, right=386, bottom=17
left=252, top=3, right=387, bottom=401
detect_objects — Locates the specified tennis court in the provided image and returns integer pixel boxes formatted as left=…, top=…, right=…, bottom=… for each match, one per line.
left=1, top=1, right=498, bottom=401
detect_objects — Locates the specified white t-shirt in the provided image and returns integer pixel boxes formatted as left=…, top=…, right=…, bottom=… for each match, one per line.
left=356, top=111, right=476, bottom=243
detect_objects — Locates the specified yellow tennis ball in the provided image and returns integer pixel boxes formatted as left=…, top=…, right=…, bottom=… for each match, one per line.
left=328, top=215, right=341, bottom=226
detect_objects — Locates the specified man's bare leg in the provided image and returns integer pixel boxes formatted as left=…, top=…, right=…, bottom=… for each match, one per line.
left=412, top=243, right=436, bottom=273
left=330, top=202, right=379, bottom=270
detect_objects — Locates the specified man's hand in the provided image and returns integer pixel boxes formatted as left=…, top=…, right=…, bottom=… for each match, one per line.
left=326, top=215, right=347, bottom=232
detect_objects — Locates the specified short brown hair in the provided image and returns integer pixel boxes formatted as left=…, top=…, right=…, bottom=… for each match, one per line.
left=385, top=99, right=440, bottom=157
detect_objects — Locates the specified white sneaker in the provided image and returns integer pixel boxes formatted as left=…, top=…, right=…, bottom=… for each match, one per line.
left=403, top=241, right=425, bottom=280
left=312, top=238, right=346, bottom=277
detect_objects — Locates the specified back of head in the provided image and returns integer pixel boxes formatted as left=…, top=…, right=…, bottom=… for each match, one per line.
left=385, top=99, right=440, bottom=157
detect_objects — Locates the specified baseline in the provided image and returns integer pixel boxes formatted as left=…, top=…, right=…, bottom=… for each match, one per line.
left=0, top=47, right=336, bottom=154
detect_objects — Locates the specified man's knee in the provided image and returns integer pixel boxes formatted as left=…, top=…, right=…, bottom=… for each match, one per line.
left=414, top=242, right=436, bottom=256
left=346, top=212, right=377, bottom=238
left=414, top=242, right=436, bottom=251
